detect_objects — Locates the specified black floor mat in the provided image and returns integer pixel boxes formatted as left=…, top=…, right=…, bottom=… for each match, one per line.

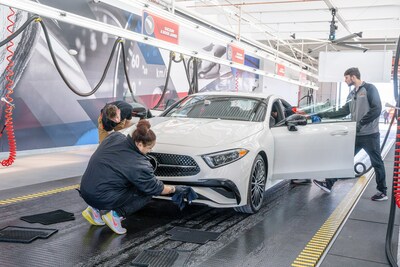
left=166, top=227, right=221, bottom=244
left=0, top=226, right=58, bottom=243
left=20, top=209, right=75, bottom=225
left=131, top=249, right=179, bottom=267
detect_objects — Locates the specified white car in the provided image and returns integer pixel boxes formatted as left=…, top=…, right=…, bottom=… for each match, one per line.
left=123, top=92, right=356, bottom=213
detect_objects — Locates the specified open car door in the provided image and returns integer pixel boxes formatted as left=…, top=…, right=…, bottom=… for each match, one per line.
left=271, top=120, right=356, bottom=180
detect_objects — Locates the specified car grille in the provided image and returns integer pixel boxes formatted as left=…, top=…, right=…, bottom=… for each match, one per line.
left=148, top=153, right=200, bottom=177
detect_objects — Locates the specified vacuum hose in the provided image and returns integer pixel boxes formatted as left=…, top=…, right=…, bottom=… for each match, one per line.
left=386, top=34, right=400, bottom=267
left=1, top=7, right=17, bottom=167
left=0, top=15, right=138, bottom=99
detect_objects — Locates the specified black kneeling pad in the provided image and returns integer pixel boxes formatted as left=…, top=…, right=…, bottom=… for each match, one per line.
left=131, top=249, right=191, bottom=267
left=20, top=209, right=75, bottom=225
left=0, top=226, right=58, bottom=243
left=166, top=226, right=221, bottom=244
left=131, top=249, right=178, bottom=267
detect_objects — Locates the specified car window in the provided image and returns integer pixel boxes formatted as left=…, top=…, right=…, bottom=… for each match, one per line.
left=270, top=100, right=284, bottom=127
left=163, top=95, right=264, bottom=121
left=298, top=98, right=352, bottom=123
left=252, top=102, right=267, bottom=122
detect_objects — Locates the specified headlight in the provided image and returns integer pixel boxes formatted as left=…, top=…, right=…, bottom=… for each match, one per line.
left=202, top=148, right=249, bottom=168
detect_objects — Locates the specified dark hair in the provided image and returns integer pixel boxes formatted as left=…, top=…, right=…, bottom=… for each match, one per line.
left=344, top=67, right=361, bottom=79
left=131, top=119, right=156, bottom=146
left=104, top=104, right=118, bottom=119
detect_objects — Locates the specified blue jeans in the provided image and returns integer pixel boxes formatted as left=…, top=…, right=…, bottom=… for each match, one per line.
left=114, top=193, right=153, bottom=218
left=326, top=132, right=387, bottom=194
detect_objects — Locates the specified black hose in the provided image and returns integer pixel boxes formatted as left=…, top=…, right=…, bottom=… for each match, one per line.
left=40, top=20, right=120, bottom=97
left=153, top=51, right=174, bottom=109
left=355, top=112, right=397, bottom=177
left=386, top=34, right=400, bottom=267
left=153, top=52, right=195, bottom=109
left=0, top=15, right=140, bottom=99
left=193, top=57, right=199, bottom=94
left=120, top=42, right=137, bottom=103
left=185, top=57, right=197, bottom=95
left=0, top=15, right=40, bottom=47
left=184, top=57, right=193, bottom=95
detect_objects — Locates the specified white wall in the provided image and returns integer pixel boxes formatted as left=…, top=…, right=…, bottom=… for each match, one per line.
left=261, top=76, right=299, bottom=105
left=318, top=51, right=393, bottom=83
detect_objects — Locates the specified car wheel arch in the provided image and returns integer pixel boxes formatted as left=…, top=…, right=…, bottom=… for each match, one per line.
left=234, top=152, right=267, bottom=214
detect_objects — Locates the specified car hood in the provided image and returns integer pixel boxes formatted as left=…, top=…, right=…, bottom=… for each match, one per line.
left=149, top=117, right=263, bottom=148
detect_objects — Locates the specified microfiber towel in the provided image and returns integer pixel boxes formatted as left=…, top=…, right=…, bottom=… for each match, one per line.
left=171, top=187, right=198, bottom=210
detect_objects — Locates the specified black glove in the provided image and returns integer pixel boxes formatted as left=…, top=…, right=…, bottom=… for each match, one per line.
left=172, top=186, right=198, bottom=210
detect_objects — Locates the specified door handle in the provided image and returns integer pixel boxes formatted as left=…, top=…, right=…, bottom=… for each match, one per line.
left=330, top=130, right=349, bottom=136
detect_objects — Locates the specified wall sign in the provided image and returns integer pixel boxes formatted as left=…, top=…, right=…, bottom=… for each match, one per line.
left=276, top=63, right=285, bottom=76
left=227, top=44, right=245, bottom=64
left=143, top=11, right=180, bottom=44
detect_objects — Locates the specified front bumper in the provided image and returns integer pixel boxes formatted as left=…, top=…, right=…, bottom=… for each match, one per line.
left=163, top=179, right=241, bottom=205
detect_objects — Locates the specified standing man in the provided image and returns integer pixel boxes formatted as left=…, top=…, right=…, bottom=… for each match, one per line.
left=313, top=67, right=387, bottom=201
left=98, top=100, right=135, bottom=143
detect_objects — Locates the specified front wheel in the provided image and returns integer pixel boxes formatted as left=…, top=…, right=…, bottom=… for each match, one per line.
left=234, top=154, right=266, bottom=214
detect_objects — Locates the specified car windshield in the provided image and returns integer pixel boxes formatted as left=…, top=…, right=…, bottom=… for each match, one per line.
left=162, top=95, right=264, bottom=121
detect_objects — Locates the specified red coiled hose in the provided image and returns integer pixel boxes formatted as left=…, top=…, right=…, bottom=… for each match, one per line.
left=1, top=7, right=17, bottom=167
left=235, top=70, right=239, bottom=92
left=394, top=132, right=400, bottom=207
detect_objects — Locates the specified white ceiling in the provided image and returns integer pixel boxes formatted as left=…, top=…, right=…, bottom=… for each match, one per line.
left=173, top=0, right=400, bottom=61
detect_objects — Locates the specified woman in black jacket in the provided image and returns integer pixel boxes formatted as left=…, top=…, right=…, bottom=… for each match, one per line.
left=80, top=119, right=177, bottom=234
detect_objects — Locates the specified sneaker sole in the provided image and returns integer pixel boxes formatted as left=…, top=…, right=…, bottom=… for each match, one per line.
left=101, top=214, right=127, bottom=235
left=291, top=180, right=312, bottom=185
left=313, top=181, right=331, bottom=193
left=371, top=197, right=388, bottom=201
left=82, top=210, right=105, bottom=226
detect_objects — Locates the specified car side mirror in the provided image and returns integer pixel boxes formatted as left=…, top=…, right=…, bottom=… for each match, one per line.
left=285, top=114, right=307, bottom=126
left=131, top=102, right=150, bottom=119
left=275, top=114, right=307, bottom=127
left=287, top=122, right=298, bottom=131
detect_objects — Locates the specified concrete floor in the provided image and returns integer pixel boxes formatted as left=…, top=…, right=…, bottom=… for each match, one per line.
left=0, top=124, right=398, bottom=266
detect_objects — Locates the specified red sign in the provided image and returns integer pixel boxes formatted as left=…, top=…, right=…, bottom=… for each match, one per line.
left=276, top=64, right=285, bottom=76
left=143, top=12, right=179, bottom=44
left=299, top=71, right=307, bottom=82
left=227, top=44, right=245, bottom=64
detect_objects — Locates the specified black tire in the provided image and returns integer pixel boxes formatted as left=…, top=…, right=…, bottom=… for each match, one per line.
left=354, top=162, right=366, bottom=177
left=234, top=154, right=266, bottom=214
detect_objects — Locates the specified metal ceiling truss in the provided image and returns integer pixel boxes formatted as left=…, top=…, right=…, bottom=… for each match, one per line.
left=0, top=0, right=319, bottom=89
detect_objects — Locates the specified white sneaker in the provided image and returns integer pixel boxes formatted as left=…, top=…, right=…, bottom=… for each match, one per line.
left=313, top=180, right=331, bottom=193
left=102, top=210, right=127, bottom=235
left=371, top=192, right=388, bottom=201
left=82, top=206, right=105, bottom=226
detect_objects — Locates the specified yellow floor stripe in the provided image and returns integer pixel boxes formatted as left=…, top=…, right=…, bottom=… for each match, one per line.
left=291, top=175, right=370, bottom=267
left=0, top=184, right=80, bottom=205
left=301, top=251, right=321, bottom=256
left=298, top=254, right=319, bottom=261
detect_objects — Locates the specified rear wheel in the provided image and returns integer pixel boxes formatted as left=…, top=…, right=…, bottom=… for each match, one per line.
left=234, top=154, right=266, bottom=214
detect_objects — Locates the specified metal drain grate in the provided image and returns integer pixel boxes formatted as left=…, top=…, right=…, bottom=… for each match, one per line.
left=131, top=249, right=179, bottom=267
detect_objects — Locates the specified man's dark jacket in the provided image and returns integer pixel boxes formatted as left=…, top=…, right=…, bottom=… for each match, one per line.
left=80, top=132, right=164, bottom=210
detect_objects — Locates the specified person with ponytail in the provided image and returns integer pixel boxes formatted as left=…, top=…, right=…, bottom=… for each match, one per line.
left=79, top=119, right=177, bottom=234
